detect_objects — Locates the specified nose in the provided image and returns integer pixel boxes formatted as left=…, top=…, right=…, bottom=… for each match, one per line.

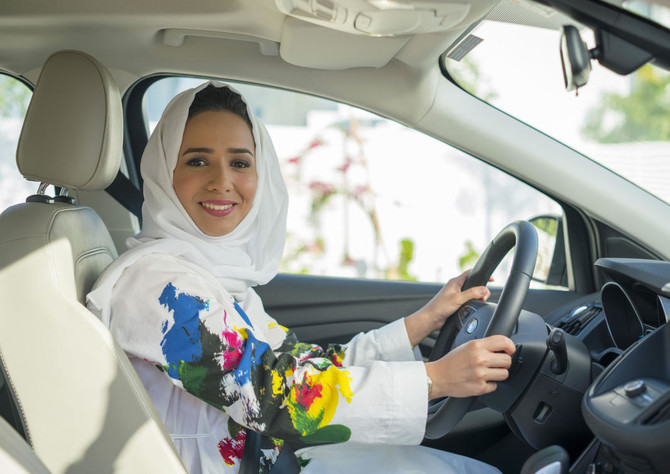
left=206, top=165, right=231, bottom=192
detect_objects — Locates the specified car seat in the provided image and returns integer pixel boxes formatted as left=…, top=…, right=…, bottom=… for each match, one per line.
left=0, top=50, right=186, bottom=473
left=0, top=416, right=49, bottom=474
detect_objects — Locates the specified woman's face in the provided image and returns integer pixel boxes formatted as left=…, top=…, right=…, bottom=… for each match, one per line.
left=173, top=110, right=257, bottom=237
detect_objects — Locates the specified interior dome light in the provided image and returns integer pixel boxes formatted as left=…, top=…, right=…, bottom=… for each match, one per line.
left=276, top=0, right=470, bottom=36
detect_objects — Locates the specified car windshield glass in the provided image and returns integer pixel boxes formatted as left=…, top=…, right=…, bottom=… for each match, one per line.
left=444, top=0, right=670, bottom=206
left=601, top=0, right=670, bottom=30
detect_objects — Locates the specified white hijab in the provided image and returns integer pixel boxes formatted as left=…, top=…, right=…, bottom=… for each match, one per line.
left=87, top=81, right=288, bottom=326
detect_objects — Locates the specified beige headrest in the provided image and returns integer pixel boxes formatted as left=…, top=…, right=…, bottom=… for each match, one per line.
left=17, top=50, right=122, bottom=191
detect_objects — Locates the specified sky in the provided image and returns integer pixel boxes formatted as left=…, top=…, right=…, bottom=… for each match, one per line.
left=449, top=20, right=670, bottom=205
left=454, top=21, right=630, bottom=152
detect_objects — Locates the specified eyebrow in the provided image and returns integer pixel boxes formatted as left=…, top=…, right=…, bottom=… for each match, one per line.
left=181, top=147, right=254, bottom=156
left=228, top=147, right=254, bottom=156
left=181, top=147, right=213, bottom=156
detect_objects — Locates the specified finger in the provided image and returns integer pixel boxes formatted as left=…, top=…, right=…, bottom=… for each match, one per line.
left=448, top=269, right=471, bottom=289
left=481, top=335, right=516, bottom=355
left=477, top=286, right=491, bottom=302
left=485, top=368, right=510, bottom=382
left=480, top=381, right=498, bottom=395
left=486, top=353, right=513, bottom=369
left=458, top=286, right=489, bottom=304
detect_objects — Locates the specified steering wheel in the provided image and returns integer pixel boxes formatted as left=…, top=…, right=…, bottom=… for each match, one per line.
left=425, top=220, right=538, bottom=439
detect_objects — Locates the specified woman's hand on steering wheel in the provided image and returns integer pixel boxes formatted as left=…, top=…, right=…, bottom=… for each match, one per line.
left=425, top=335, right=516, bottom=400
left=405, top=270, right=491, bottom=347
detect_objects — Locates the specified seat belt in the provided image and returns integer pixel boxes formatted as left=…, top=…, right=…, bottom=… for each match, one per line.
left=239, top=429, right=261, bottom=473
left=104, top=171, right=143, bottom=220
left=270, top=442, right=301, bottom=473
left=239, top=429, right=301, bottom=473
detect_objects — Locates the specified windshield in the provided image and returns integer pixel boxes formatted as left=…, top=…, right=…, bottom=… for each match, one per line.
left=602, top=0, right=670, bottom=30
left=444, top=0, right=670, bottom=205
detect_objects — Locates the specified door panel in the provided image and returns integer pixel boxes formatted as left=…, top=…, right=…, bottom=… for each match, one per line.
left=258, top=273, right=584, bottom=347
left=256, top=272, right=585, bottom=455
left=257, top=273, right=440, bottom=346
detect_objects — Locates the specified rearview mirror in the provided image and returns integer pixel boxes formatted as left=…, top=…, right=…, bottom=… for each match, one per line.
left=560, top=25, right=592, bottom=92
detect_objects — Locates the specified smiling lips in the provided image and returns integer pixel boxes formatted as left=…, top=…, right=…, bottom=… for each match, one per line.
left=200, top=200, right=236, bottom=217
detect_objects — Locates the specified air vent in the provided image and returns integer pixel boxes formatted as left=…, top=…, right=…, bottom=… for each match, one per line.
left=556, top=302, right=602, bottom=335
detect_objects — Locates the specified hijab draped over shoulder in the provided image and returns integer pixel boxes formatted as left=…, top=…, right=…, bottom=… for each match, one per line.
left=87, top=81, right=288, bottom=325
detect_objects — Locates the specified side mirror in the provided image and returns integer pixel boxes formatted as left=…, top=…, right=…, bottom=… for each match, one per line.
left=559, top=25, right=592, bottom=92
left=529, top=215, right=568, bottom=287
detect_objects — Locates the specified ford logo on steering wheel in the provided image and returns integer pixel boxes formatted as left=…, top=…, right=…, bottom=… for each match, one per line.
left=465, top=318, right=479, bottom=334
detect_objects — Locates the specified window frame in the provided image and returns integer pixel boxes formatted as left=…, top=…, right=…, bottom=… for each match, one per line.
left=122, top=74, right=592, bottom=291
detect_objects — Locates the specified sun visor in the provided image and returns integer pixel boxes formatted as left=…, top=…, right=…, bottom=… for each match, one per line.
left=280, top=17, right=409, bottom=69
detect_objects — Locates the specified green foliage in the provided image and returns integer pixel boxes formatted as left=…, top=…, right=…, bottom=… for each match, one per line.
left=458, top=240, right=480, bottom=271
left=531, top=217, right=558, bottom=237
left=0, top=76, right=31, bottom=118
left=397, top=238, right=417, bottom=281
left=581, top=65, right=670, bottom=143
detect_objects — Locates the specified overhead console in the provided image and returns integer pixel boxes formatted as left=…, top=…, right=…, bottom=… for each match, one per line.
left=275, top=0, right=472, bottom=36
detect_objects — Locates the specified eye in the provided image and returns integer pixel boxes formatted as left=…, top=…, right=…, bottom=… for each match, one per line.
left=231, top=159, right=251, bottom=169
left=186, top=157, right=207, bottom=167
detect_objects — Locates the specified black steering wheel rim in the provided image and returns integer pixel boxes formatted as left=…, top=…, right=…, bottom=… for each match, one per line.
left=424, top=220, right=538, bottom=440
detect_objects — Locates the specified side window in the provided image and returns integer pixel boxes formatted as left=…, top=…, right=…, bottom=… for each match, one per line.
left=144, top=78, right=564, bottom=287
left=0, top=75, right=33, bottom=209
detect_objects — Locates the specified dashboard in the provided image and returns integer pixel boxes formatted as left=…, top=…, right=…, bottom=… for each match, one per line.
left=596, top=258, right=670, bottom=331
left=557, top=258, right=670, bottom=473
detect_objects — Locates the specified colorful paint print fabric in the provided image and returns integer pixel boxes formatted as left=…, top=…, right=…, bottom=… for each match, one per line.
left=108, top=253, right=429, bottom=473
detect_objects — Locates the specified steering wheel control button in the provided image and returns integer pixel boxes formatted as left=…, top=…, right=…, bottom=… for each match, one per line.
left=623, top=379, right=646, bottom=398
left=509, top=344, right=523, bottom=376
left=458, top=305, right=475, bottom=323
left=465, top=318, right=478, bottom=334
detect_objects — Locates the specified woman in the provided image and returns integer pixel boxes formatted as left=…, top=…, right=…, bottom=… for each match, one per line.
left=87, top=82, right=515, bottom=473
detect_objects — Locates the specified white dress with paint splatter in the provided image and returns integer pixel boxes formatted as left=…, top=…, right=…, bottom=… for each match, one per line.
left=104, top=253, right=500, bottom=474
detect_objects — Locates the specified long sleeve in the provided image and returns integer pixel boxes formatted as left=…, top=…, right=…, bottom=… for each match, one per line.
left=109, top=254, right=428, bottom=448
left=272, top=314, right=419, bottom=369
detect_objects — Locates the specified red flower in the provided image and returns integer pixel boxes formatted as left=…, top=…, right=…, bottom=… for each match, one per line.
left=295, top=377, right=323, bottom=409
left=309, top=181, right=336, bottom=196
left=336, top=158, right=353, bottom=173
left=308, top=139, right=323, bottom=150
left=217, top=430, right=246, bottom=466
left=353, top=185, right=368, bottom=199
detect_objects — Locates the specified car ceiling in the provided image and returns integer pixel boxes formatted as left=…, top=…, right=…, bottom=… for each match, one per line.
left=3, top=0, right=670, bottom=263
left=0, top=0, right=543, bottom=87
left=1, top=0, right=668, bottom=99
